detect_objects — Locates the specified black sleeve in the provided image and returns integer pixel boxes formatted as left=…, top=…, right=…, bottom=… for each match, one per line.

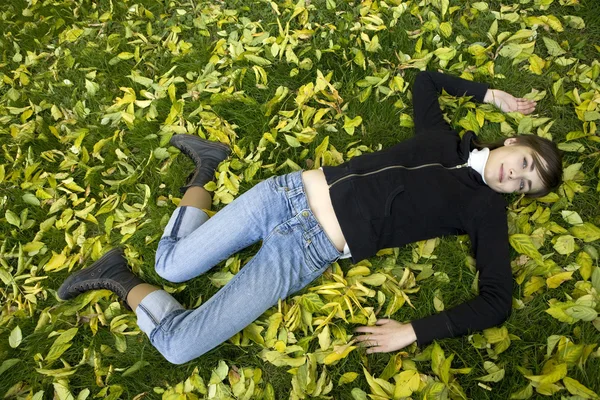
left=410, top=195, right=513, bottom=346
left=412, top=71, right=490, bottom=135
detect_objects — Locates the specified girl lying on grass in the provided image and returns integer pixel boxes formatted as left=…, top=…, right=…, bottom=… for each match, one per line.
left=58, top=71, right=562, bottom=364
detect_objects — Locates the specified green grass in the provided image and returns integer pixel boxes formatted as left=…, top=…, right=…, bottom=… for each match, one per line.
left=1, top=0, right=600, bottom=398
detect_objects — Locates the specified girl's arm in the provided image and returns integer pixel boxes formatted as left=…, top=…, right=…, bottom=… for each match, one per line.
left=412, top=71, right=489, bottom=135
left=409, top=194, right=513, bottom=346
left=412, top=71, right=537, bottom=135
left=355, top=195, right=513, bottom=352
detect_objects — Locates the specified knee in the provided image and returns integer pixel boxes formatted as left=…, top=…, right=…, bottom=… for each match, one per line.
left=154, top=252, right=189, bottom=283
left=154, top=264, right=188, bottom=284
left=160, top=345, right=206, bottom=365
left=162, top=350, right=193, bottom=365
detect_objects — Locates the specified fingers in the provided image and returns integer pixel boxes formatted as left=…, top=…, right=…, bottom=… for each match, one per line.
left=366, top=346, right=387, bottom=354
left=354, top=326, right=375, bottom=334
left=354, top=319, right=391, bottom=333
left=355, top=334, right=380, bottom=348
left=355, top=334, right=391, bottom=353
left=516, top=98, right=537, bottom=115
left=354, top=319, right=402, bottom=338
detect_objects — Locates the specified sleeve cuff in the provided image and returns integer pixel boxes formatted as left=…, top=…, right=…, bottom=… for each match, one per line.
left=472, top=82, right=490, bottom=103
left=411, top=312, right=455, bottom=347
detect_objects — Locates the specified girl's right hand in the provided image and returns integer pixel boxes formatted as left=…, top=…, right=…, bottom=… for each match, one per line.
left=353, top=319, right=417, bottom=354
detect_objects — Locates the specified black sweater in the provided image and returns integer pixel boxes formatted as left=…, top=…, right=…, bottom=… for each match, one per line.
left=322, top=71, right=513, bottom=346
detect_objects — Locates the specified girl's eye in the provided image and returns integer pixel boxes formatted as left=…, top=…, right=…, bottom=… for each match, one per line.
left=520, top=179, right=525, bottom=191
left=523, top=157, right=527, bottom=168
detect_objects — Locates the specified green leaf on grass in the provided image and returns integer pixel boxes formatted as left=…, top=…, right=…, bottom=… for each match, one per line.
left=9, top=326, right=22, bottom=348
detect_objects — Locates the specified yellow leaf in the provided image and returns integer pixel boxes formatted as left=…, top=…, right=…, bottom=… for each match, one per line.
left=524, top=276, right=546, bottom=296
left=570, top=223, right=600, bottom=242
left=317, top=325, right=331, bottom=351
left=563, top=377, right=599, bottom=399
left=393, top=370, right=420, bottom=398
left=338, top=372, right=359, bottom=385
left=343, top=115, right=362, bottom=135
left=483, top=326, right=508, bottom=344
left=260, top=350, right=306, bottom=367
left=545, top=305, right=577, bottom=324
left=60, top=27, right=84, bottom=43
left=23, top=241, right=45, bottom=254
left=434, top=47, right=457, bottom=61
left=510, top=234, right=544, bottom=265
left=525, top=363, right=567, bottom=384
left=510, top=384, right=533, bottom=399
left=545, top=15, right=564, bottom=32
left=553, top=235, right=575, bottom=255
left=354, top=49, right=366, bottom=69
left=347, top=266, right=371, bottom=277
left=431, top=342, right=445, bottom=376
left=44, top=252, right=68, bottom=272
left=546, top=271, right=574, bottom=289
left=242, top=323, right=265, bottom=346
left=244, top=54, right=272, bottom=66
left=9, top=326, right=22, bottom=348
left=535, top=382, right=563, bottom=396
left=439, top=22, right=452, bottom=38
left=359, top=273, right=386, bottom=286
left=562, top=210, right=584, bottom=225
left=323, top=343, right=356, bottom=365
left=5, top=210, right=20, bottom=227
left=529, top=54, right=546, bottom=75
left=576, top=251, right=593, bottom=281
left=564, top=305, right=598, bottom=322
left=117, top=52, right=135, bottom=60
left=53, top=380, right=75, bottom=400
left=362, top=368, right=388, bottom=398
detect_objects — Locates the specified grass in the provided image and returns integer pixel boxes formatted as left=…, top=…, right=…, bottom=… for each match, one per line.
left=1, top=0, right=600, bottom=398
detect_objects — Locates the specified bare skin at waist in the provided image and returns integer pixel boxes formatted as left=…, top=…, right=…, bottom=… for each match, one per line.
left=302, top=169, right=346, bottom=253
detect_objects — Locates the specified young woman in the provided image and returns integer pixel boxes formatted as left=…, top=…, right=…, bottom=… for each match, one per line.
left=58, top=71, right=562, bottom=364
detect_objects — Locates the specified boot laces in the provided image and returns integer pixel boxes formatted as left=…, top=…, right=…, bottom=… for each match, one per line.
left=179, top=144, right=203, bottom=166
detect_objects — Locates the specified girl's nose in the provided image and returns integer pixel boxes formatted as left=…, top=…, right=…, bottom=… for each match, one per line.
left=508, top=168, right=521, bottom=179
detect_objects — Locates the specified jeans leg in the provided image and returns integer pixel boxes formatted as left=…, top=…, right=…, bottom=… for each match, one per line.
left=154, top=178, right=284, bottom=283
left=147, top=215, right=332, bottom=364
left=161, top=206, right=209, bottom=240
left=137, top=171, right=342, bottom=364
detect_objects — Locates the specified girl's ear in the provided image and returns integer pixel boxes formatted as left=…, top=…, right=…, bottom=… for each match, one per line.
left=503, top=138, right=518, bottom=146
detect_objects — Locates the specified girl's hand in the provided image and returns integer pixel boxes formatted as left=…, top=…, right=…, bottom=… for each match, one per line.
left=354, top=319, right=417, bottom=354
left=484, top=89, right=536, bottom=115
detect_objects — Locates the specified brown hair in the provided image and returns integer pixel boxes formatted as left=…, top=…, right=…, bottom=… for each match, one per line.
left=474, top=134, right=563, bottom=198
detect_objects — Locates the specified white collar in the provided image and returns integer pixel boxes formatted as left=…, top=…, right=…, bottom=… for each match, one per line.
left=467, top=147, right=489, bottom=185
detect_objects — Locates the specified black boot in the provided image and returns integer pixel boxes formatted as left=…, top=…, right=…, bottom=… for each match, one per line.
left=169, top=134, right=231, bottom=193
left=58, top=248, right=143, bottom=306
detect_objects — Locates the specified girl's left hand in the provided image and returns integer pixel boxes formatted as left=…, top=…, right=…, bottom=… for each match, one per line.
left=354, top=319, right=417, bottom=354
left=483, top=89, right=537, bottom=115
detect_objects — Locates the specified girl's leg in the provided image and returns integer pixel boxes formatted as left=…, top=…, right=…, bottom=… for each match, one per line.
left=58, top=171, right=342, bottom=364
left=179, top=186, right=212, bottom=209
left=132, top=178, right=278, bottom=334
left=153, top=176, right=286, bottom=283
left=139, top=171, right=342, bottom=364
left=126, top=187, right=213, bottom=310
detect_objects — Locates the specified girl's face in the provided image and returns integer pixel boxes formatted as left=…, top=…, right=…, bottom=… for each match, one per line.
left=484, top=138, right=546, bottom=195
